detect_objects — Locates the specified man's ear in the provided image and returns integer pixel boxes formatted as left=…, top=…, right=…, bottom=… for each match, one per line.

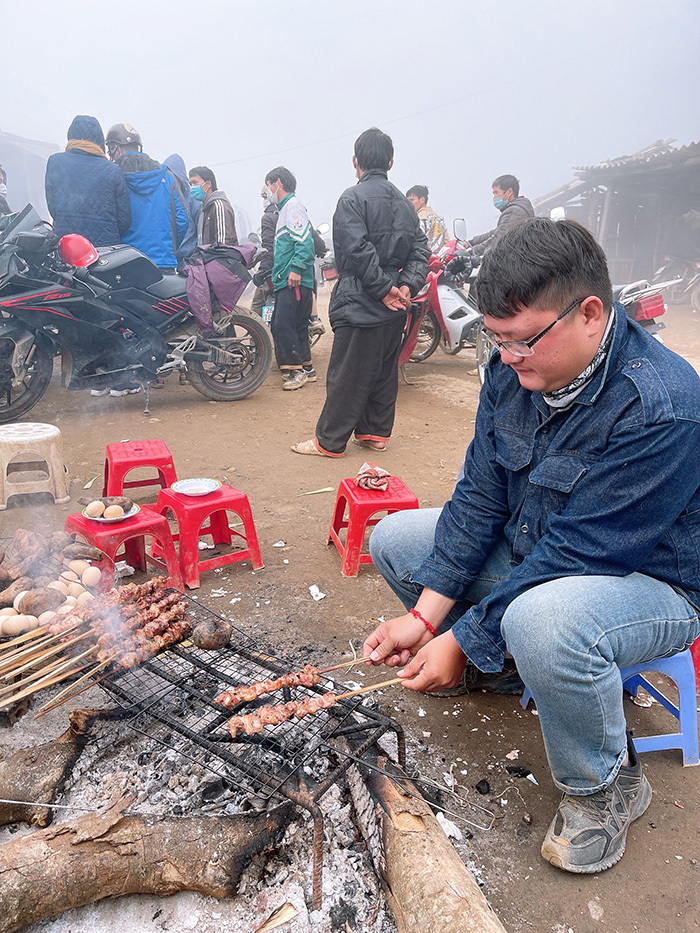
left=581, top=296, right=606, bottom=334
left=352, top=155, right=358, bottom=170
left=388, top=158, right=394, bottom=171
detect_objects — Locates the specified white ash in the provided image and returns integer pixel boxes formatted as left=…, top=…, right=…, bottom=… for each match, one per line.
left=6, top=713, right=397, bottom=933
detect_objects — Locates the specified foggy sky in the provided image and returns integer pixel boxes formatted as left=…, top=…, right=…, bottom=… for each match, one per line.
left=3, top=0, right=699, bottom=237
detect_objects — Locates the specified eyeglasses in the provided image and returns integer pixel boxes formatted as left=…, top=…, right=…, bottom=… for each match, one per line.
left=481, top=297, right=585, bottom=358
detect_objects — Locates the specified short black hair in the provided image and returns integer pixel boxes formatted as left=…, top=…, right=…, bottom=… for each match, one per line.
left=265, top=166, right=296, bottom=192
left=492, top=174, right=520, bottom=197
left=475, top=218, right=613, bottom=319
left=406, top=185, right=429, bottom=202
left=354, top=127, right=394, bottom=172
left=189, top=166, right=218, bottom=191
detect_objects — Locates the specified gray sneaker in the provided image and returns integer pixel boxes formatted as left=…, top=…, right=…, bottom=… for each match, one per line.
left=541, top=735, right=652, bottom=873
left=430, top=658, right=525, bottom=697
left=282, top=370, right=308, bottom=391
left=303, top=367, right=318, bottom=382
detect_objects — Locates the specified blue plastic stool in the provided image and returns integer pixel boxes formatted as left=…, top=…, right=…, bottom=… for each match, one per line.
left=520, top=648, right=699, bottom=766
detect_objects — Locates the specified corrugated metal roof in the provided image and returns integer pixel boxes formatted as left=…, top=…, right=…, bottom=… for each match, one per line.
left=574, top=139, right=700, bottom=175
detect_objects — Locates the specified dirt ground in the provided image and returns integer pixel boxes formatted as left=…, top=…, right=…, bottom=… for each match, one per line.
left=1, top=288, right=699, bottom=933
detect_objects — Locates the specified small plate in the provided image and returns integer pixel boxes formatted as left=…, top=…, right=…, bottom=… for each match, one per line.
left=171, top=478, right=222, bottom=497
left=82, top=503, right=141, bottom=523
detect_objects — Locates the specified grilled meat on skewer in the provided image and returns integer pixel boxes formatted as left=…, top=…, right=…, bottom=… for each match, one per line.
left=227, top=692, right=337, bottom=737
left=216, top=664, right=322, bottom=708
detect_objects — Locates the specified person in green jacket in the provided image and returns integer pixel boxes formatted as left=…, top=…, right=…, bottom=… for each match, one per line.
left=264, top=166, right=316, bottom=390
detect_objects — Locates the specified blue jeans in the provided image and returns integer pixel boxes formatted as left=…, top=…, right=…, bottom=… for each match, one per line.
left=369, top=509, right=700, bottom=794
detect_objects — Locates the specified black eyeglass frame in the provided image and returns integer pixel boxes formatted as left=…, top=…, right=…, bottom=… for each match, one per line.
left=481, top=297, right=586, bottom=358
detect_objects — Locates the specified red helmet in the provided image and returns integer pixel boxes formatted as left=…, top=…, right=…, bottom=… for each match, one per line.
left=57, top=234, right=98, bottom=268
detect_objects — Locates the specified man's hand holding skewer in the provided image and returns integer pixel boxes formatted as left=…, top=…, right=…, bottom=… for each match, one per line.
left=363, top=589, right=467, bottom=692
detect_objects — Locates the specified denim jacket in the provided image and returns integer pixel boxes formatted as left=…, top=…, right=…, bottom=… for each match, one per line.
left=415, top=302, right=700, bottom=672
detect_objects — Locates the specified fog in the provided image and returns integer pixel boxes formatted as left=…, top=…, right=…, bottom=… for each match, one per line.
left=3, top=0, right=698, bottom=236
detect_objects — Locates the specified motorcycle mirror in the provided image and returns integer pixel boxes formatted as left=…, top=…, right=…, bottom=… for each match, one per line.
left=316, top=222, right=330, bottom=235
left=549, top=207, right=566, bottom=222
left=453, top=218, right=467, bottom=242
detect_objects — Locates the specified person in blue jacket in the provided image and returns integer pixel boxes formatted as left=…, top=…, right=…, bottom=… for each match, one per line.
left=44, top=115, right=131, bottom=247
left=106, top=123, right=187, bottom=271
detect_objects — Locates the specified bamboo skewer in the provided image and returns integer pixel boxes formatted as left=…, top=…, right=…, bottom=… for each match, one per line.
left=0, top=653, right=86, bottom=699
left=36, top=653, right=120, bottom=717
left=0, top=622, right=85, bottom=673
left=336, top=676, right=406, bottom=700
left=0, top=631, right=93, bottom=681
left=0, top=657, right=95, bottom=710
left=318, top=658, right=365, bottom=674
left=34, top=651, right=121, bottom=719
left=0, top=624, right=52, bottom=653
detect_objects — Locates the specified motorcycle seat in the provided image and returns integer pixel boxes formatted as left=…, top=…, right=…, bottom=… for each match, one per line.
left=146, top=275, right=188, bottom=299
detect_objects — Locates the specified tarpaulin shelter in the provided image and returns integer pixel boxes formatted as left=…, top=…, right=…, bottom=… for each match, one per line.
left=534, top=139, right=700, bottom=281
left=0, top=127, right=59, bottom=218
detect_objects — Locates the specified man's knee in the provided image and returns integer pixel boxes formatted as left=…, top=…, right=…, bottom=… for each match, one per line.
left=502, top=577, right=590, bottom=672
left=368, top=508, right=440, bottom=577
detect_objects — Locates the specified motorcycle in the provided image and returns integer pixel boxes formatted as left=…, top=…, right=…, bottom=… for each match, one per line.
left=652, top=256, right=700, bottom=309
left=0, top=205, right=273, bottom=424
left=613, top=278, right=675, bottom=339
left=400, top=232, right=488, bottom=381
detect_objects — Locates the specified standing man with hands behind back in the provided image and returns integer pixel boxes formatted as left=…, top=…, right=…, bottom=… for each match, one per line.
left=293, top=127, right=430, bottom=456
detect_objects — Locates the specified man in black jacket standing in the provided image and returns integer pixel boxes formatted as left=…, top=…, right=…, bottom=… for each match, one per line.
left=292, top=127, right=430, bottom=457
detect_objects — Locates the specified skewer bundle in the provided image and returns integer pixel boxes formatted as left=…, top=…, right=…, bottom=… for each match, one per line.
left=0, top=579, right=191, bottom=713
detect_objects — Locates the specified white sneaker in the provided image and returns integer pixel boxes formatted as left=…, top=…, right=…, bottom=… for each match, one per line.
left=90, top=388, right=110, bottom=397
left=110, top=386, right=141, bottom=398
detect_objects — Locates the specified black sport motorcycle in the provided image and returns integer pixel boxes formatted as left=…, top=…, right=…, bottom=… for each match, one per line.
left=0, top=205, right=273, bottom=423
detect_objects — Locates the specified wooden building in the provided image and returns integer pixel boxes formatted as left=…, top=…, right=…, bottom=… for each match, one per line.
left=534, top=139, right=700, bottom=282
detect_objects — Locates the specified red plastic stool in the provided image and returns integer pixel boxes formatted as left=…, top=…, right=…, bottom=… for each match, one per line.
left=327, top=476, right=419, bottom=577
left=691, top=636, right=700, bottom=693
left=64, top=509, right=183, bottom=590
left=103, top=440, right=178, bottom=497
left=150, top=484, right=264, bottom=589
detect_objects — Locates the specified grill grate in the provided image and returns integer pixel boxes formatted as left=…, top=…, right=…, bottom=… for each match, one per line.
left=98, top=594, right=403, bottom=804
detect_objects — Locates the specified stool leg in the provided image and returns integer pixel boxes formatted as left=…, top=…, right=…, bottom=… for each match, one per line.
left=157, top=464, right=178, bottom=489
left=672, top=654, right=700, bottom=766
left=233, top=503, right=264, bottom=570
left=179, top=524, right=205, bottom=589
left=341, top=512, right=368, bottom=578
left=150, top=531, right=184, bottom=591
left=209, top=510, right=233, bottom=546
left=327, top=493, right=348, bottom=544
left=102, top=457, right=110, bottom=497
left=123, top=535, right=147, bottom=571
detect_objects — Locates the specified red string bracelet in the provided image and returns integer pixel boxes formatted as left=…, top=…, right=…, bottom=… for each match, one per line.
left=409, top=607, right=438, bottom=637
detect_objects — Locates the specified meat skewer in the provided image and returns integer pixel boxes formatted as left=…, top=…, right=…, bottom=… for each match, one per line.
left=216, top=664, right=322, bottom=708
left=226, top=676, right=406, bottom=738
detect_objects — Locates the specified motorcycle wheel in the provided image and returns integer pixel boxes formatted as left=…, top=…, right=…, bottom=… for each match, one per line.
left=186, top=308, right=273, bottom=401
left=409, top=308, right=441, bottom=362
left=690, top=281, right=700, bottom=313
left=474, top=321, right=493, bottom=386
left=659, top=263, right=692, bottom=305
left=0, top=330, right=54, bottom=424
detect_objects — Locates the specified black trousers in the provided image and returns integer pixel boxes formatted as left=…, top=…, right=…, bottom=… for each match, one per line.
left=315, top=317, right=405, bottom=454
left=270, top=285, right=313, bottom=369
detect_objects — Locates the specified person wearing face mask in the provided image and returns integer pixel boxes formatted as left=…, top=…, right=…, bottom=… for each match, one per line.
left=251, top=184, right=279, bottom=317
left=0, top=166, right=11, bottom=216
left=188, top=166, right=238, bottom=247
left=263, top=166, right=317, bottom=390
left=468, top=174, right=534, bottom=262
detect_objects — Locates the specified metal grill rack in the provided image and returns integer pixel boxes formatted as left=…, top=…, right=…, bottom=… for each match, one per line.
left=96, top=593, right=406, bottom=908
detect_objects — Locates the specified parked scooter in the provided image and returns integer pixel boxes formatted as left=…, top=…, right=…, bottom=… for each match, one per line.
left=652, top=256, right=700, bottom=308
left=0, top=205, right=273, bottom=423
left=400, top=218, right=489, bottom=380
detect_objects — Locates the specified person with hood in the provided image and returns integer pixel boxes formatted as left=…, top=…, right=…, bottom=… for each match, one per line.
left=188, top=166, right=238, bottom=247
left=106, top=123, right=187, bottom=271
left=44, top=116, right=131, bottom=246
left=468, top=174, right=534, bottom=261
left=251, top=185, right=278, bottom=317
left=163, top=153, right=200, bottom=263
left=0, top=166, right=11, bottom=216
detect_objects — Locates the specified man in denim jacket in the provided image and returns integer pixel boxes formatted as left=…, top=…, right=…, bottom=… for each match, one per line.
left=363, top=218, right=700, bottom=875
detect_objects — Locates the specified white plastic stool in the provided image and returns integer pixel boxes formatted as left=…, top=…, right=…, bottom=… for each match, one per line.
left=0, top=423, right=70, bottom=510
